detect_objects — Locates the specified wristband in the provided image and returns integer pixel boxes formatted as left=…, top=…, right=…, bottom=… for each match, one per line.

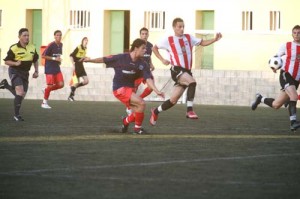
left=52, top=57, right=55, bottom=60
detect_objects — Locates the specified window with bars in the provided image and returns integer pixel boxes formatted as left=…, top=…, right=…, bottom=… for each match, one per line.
left=69, top=10, right=90, bottom=29
left=0, top=10, right=2, bottom=27
left=144, top=11, right=165, bottom=30
left=270, top=11, right=281, bottom=31
left=242, top=11, right=253, bottom=30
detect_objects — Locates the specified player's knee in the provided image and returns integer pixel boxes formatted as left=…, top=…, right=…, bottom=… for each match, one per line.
left=83, top=79, right=89, bottom=85
left=272, top=103, right=282, bottom=109
left=169, top=98, right=178, bottom=105
left=58, top=82, right=64, bottom=88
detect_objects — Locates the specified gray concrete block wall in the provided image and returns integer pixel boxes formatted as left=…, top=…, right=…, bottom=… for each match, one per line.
left=0, top=65, right=281, bottom=106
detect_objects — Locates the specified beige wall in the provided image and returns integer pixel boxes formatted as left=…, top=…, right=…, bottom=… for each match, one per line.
left=0, top=0, right=299, bottom=70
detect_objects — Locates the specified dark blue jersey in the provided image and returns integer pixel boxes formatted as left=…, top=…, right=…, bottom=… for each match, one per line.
left=43, top=41, right=63, bottom=74
left=144, top=41, right=153, bottom=64
left=103, top=53, right=152, bottom=91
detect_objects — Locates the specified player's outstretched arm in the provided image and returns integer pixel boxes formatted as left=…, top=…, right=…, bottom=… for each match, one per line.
left=83, top=57, right=104, bottom=63
left=200, top=32, right=222, bottom=46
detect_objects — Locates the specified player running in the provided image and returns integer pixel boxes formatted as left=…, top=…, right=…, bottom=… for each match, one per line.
left=41, top=30, right=64, bottom=109
left=126, top=27, right=155, bottom=115
left=251, top=25, right=300, bottom=131
left=84, top=38, right=164, bottom=134
left=68, top=37, right=89, bottom=101
left=150, top=17, right=222, bottom=125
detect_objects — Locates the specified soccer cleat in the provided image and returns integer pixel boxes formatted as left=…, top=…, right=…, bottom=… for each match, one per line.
left=290, top=121, right=300, bottom=132
left=0, top=79, right=8, bottom=89
left=133, top=128, right=146, bottom=134
left=251, top=93, right=262, bottom=110
left=41, top=103, right=52, bottom=109
left=68, top=95, right=75, bottom=101
left=14, top=115, right=24, bottom=121
left=186, top=111, right=198, bottom=119
left=150, top=108, right=158, bottom=126
left=121, top=117, right=129, bottom=133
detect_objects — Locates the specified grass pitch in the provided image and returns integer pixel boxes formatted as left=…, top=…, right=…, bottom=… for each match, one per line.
left=0, top=99, right=300, bottom=199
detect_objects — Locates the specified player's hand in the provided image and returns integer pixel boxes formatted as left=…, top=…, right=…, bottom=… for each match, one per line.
left=162, top=59, right=170, bottom=66
left=271, top=67, right=277, bottom=73
left=32, top=71, right=39, bottom=78
left=215, top=32, right=222, bottom=41
left=83, top=57, right=91, bottom=62
left=156, top=91, right=165, bottom=99
left=14, top=60, right=22, bottom=66
left=150, top=65, right=155, bottom=71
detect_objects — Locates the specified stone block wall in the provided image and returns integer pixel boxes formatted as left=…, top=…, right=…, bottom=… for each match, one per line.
left=0, top=65, right=280, bottom=106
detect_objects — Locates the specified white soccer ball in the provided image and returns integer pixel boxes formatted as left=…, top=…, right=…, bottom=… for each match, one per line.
left=268, top=56, right=283, bottom=70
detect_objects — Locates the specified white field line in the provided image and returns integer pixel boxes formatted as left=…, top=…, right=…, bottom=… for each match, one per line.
left=0, top=134, right=300, bottom=142
left=1, top=153, right=300, bottom=177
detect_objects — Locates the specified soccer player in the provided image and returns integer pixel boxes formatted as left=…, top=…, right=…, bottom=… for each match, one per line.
left=0, top=28, right=39, bottom=121
left=68, top=37, right=89, bottom=101
left=251, top=25, right=300, bottom=131
left=126, top=27, right=155, bottom=115
left=150, top=17, right=222, bottom=125
left=41, top=30, right=64, bottom=109
left=84, top=38, right=164, bottom=134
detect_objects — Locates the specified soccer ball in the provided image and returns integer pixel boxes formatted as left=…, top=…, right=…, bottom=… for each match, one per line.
left=268, top=56, right=283, bottom=70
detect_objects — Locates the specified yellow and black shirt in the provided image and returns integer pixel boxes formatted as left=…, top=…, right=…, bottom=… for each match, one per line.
left=4, top=41, right=39, bottom=71
left=70, top=44, right=87, bottom=62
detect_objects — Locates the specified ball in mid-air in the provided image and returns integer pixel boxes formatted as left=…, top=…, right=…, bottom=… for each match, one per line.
left=268, top=56, right=283, bottom=70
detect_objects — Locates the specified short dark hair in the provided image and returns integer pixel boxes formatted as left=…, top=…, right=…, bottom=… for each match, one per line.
left=139, top=27, right=149, bottom=35
left=130, top=38, right=146, bottom=52
left=54, top=30, right=62, bottom=35
left=18, top=28, right=28, bottom=36
left=292, top=25, right=300, bottom=31
left=172, top=18, right=184, bottom=27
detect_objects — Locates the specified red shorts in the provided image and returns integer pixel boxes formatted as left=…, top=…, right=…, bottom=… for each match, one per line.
left=113, top=87, right=133, bottom=108
left=46, top=72, right=64, bottom=85
left=134, top=77, right=144, bottom=88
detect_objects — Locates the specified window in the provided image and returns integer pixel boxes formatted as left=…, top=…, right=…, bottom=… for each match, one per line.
left=270, top=11, right=281, bottom=31
left=0, top=10, right=2, bottom=27
left=144, top=11, right=165, bottom=30
left=242, top=11, right=253, bottom=30
left=69, top=10, right=90, bottom=29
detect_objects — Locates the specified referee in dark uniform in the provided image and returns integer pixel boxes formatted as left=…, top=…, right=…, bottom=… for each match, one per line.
left=0, top=28, right=39, bottom=121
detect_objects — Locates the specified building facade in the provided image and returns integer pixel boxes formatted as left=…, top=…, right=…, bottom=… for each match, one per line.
left=0, top=0, right=299, bottom=105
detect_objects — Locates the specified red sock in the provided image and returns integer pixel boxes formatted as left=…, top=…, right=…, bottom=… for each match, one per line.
left=139, top=87, right=153, bottom=98
left=134, top=112, right=144, bottom=129
left=124, top=113, right=135, bottom=125
left=44, top=87, right=51, bottom=100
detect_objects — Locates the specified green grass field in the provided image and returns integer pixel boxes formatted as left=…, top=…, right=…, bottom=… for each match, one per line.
left=0, top=99, right=300, bottom=199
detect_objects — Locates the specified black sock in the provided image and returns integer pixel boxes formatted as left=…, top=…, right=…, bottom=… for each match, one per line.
left=77, top=82, right=84, bottom=88
left=14, top=95, right=23, bottom=116
left=156, top=99, right=175, bottom=114
left=71, top=86, right=76, bottom=95
left=288, top=101, right=297, bottom=124
left=187, top=82, right=196, bottom=102
left=263, top=98, right=274, bottom=108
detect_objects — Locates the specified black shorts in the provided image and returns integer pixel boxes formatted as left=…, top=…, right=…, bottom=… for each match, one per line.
left=170, top=66, right=193, bottom=85
left=8, top=67, right=29, bottom=92
left=75, top=62, right=87, bottom=78
left=279, top=70, right=299, bottom=90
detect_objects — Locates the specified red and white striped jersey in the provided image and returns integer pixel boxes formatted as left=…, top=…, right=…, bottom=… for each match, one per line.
left=156, top=34, right=202, bottom=70
left=278, top=41, right=300, bottom=81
